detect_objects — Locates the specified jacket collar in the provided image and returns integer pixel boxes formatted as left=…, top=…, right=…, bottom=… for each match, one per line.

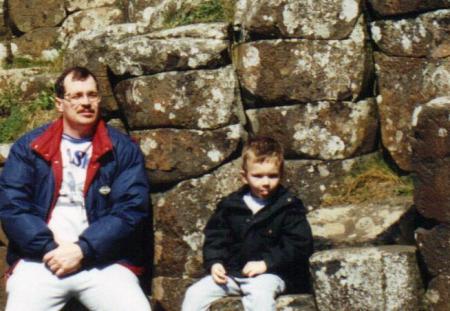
left=31, top=118, right=113, bottom=162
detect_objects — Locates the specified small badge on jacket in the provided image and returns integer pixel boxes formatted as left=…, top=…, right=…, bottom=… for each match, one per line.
left=99, top=185, right=111, bottom=195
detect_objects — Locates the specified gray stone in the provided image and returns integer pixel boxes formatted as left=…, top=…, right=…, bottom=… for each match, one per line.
left=416, top=224, right=450, bottom=277
left=368, top=0, right=450, bottom=16
left=422, top=274, right=450, bottom=311
left=151, top=277, right=196, bottom=311
left=65, top=0, right=118, bottom=12
left=210, top=294, right=317, bottom=311
left=235, top=0, right=361, bottom=40
left=11, top=28, right=61, bottom=62
left=133, top=124, right=245, bottom=185
left=104, top=36, right=229, bottom=76
left=371, top=10, right=450, bottom=58
left=374, top=53, right=450, bottom=171
left=234, top=17, right=371, bottom=106
left=8, top=0, right=66, bottom=33
left=146, top=22, right=230, bottom=40
left=412, top=97, right=450, bottom=222
left=152, top=159, right=243, bottom=278
left=308, top=196, right=414, bottom=250
left=310, top=246, right=423, bottom=311
left=246, top=99, right=377, bottom=160
left=114, top=66, right=245, bottom=130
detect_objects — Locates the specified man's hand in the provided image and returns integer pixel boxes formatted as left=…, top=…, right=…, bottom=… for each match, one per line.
left=242, top=261, right=267, bottom=277
left=43, top=242, right=83, bottom=277
left=211, top=263, right=228, bottom=284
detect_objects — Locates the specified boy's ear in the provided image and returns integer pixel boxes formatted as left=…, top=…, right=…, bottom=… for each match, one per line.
left=55, top=96, right=64, bottom=113
left=240, top=170, right=248, bottom=184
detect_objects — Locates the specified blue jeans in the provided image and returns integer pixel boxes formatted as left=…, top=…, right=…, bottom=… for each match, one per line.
left=182, top=274, right=285, bottom=311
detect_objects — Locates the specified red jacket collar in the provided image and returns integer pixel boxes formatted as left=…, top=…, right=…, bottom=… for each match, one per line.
left=31, top=118, right=113, bottom=162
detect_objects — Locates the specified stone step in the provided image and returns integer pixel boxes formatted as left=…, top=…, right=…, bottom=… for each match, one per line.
left=210, top=294, right=316, bottom=311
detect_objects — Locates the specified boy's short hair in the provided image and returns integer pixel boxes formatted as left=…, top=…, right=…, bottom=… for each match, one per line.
left=242, top=136, right=284, bottom=172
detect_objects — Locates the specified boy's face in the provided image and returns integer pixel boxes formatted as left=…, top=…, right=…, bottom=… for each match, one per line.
left=241, top=159, right=282, bottom=199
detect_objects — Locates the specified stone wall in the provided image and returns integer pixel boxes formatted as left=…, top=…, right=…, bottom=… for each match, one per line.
left=0, top=0, right=449, bottom=310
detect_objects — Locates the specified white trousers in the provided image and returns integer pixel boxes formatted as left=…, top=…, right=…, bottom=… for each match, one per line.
left=182, top=274, right=285, bottom=311
left=6, top=260, right=151, bottom=311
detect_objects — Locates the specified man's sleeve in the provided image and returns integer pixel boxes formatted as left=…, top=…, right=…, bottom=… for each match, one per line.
left=0, top=142, right=57, bottom=260
left=262, top=200, right=313, bottom=272
left=77, top=141, right=150, bottom=264
left=202, top=202, right=231, bottom=272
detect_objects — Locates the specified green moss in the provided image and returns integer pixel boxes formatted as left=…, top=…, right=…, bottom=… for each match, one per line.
left=322, top=154, right=414, bottom=206
left=2, top=50, right=65, bottom=72
left=164, top=0, right=236, bottom=28
left=0, top=87, right=56, bottom=143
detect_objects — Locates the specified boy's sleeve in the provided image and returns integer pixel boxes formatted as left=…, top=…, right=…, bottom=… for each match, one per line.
left=262, top=199, right=313, bottom=272
left=202, top=201, right=231, bottom=272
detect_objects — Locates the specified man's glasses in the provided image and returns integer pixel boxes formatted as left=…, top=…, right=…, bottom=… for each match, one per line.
left=63, top=92, right=101, bottom=105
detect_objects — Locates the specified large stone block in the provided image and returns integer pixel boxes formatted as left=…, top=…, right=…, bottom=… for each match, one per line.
left=416, top=224, right=450, bottom=276
left=105, top=36, right=229, bottom=76
left=11, top=28, right=61, bottom=62
left=151, top=277, right=195, bottom=311
left=9, top=0, right=66, bottom=33
left=412, top=97, right=450, bottom=222
left=59, top=7, right=125, bottom=45
left=375, top=53, right=450, bottom=171
left=115, top=66, right=245, bottom=130
left=133, top=124, right=245, bottom=185
left=145, top=22, right=230, bottom=40
left=310, top=246, right=423, bottom=311
left=422, top=274, right=450, bottom=311
left=371, top=10, right=450, bottom=59
left=308, top=196, right=414, bottom=250
left=65, top=0, right=117, bottom=12
left=234, top=17, right=371, bottom=106
left=246, top=99, right=377, bottom=160
left=210, top=294, right=317, bottom=311
left=235, top=0, right=361, bottom=40
left=368, top=0, right=450, bottom=16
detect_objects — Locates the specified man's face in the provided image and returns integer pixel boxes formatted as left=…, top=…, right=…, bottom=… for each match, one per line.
left=241, top=159, right=282, bottom=199
left=55, top=74, right=100, bottom=137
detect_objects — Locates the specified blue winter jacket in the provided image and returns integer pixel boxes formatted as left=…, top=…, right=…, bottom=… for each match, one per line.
left=0, top=118, right=151, bottom=274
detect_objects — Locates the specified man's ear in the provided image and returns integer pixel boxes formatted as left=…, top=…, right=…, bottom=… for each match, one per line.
left=240, top=170, right=248, bottom=184
left=55, top=96, right=64, bottom=113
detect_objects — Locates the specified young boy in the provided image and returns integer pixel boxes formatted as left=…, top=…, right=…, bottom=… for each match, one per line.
left=182, top=136, right=313, bottom=311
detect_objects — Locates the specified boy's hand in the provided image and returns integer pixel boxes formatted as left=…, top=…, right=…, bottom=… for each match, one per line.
left=242, top=261, right=267, bottom=277
left=211, top=263, right=228, bottom=284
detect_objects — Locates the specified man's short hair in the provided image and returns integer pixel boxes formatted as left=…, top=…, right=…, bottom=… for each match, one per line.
left=241, top=136, right=284, bottom=173
left=55, top=66, right=99, bottom=99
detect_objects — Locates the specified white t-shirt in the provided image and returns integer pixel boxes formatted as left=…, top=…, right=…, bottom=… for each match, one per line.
left=243, top=192, right=269, bottom=215
left=48, top=134, right=92, bottom=243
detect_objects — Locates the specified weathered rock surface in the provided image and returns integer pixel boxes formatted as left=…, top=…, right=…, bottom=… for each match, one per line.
left=0, top=0, right=9, bottom=39
left=375, top=53, right=450, bottom=171
left=0, top=68, right=57, bottom=100
left=0, top=143, right=11, bottom=165
left=133, top=124, right=245, bottom=184
left=105, top=36, right=229, bottom=76
left=416, top=224, right=450, bottom=277
left=235, top=0, right=361, bottom=40
left=65, top=0, right=117, bottom=12
left=59, top=7, right=125, bottom=44
left=152, top=159, right=243, bottom=278
left=9, top=0, right=66, bottom=33
left=412, top=97, right=450, bottom=222
left=422, top=274, right=450, bottom=311
left=368, top=0, right=450, bottom=16
left=11, top=28, right=61, bottom=61
left=234, top=18, right=371, bottom=105
left=146, top=22, right=230, bottom=40
left=246, top=99, right=377, bottom=160
left=310, top=246, right=423, bottom=311
left=210, top=294, right=317, bottom=311
left=115, top=66, right=244, bottom=130
left=308, top=196, right=414, bottom=250
left=371, top=10, right=450, bottom=58
left=151, top=277, right=195, bottom=311
left=0, top=248, right=7, bottom=309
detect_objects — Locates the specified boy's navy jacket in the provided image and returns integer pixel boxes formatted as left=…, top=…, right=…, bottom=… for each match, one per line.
left=0, top=118, right=151, bottom=274
left=203, top=186, right=313, bottom=292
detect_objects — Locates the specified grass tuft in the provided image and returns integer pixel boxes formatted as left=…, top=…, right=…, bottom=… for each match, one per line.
left=322, top=154, right=414, bottom=206
left=164, top=0, right=236, bottom=28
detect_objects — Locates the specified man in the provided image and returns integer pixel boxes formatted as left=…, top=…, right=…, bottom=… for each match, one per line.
left=0, top=67, right=152, bottom=310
